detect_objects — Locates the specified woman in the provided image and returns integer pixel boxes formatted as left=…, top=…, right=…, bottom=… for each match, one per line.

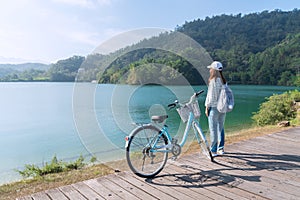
left=205, top=61, right=226, bottom=157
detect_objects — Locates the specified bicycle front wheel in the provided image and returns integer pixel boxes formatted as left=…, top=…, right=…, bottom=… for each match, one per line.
left=126, top=124, right=168, bottom=178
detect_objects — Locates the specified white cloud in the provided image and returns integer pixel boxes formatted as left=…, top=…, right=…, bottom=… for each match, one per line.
left=62, top=30, right=100, bottom=46
left=0, top=0, right=124, bottom=62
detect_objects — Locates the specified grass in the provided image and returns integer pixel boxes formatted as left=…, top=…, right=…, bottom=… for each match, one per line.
left=0, top=163, right=114, bottom=200
left=0, top=124, right=296, bottom=200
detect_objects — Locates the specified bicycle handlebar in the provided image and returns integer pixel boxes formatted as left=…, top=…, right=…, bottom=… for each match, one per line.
left=195, top=90, right=204, bottom=97
left=167, top=102, right=177, bottom=109
left=167, top=90, right=204, bottom=109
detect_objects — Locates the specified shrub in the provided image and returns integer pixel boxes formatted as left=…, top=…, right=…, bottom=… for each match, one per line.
left=90, top=156, right=97, bottom=163
left=17, top=164, right=42, bottom=178
left=252, top=90, right=300, bottom=126
left=40, top=155, right=64, bottom=175
left=17, top=155, right=86, bottom=178
left=65, top=155, right=85, bottom=170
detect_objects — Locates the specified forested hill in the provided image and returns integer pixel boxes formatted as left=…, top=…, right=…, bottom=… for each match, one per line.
left=1, top=9, right=300, bottom=85
left=0, top=63, right=49, bottom=80
left=178, top=10, right=300, bottom=54
left=0, top=56, right=84, bottom=82
left=176, top=9, right=300, bottom=85
left=95, top=9, right=300, bottom=85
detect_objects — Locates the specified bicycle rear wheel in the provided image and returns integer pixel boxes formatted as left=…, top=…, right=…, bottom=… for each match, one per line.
left=126, top=124, right=168, bottom=178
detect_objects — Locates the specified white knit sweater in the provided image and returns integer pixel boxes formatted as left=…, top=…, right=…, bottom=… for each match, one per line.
left=205, top=77, right=223, bottom=108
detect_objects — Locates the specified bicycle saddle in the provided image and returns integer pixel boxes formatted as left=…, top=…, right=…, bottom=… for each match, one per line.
left=151, top=115, right=168, bottom=123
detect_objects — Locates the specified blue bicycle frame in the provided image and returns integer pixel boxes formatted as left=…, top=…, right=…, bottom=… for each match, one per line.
left=149, top=111, right=205, bottom=153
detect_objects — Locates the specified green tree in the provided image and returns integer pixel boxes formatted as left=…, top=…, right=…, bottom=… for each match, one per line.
left=252, top=90, right=300, bottom=126
left=294, top=75, right=300, bottom=87
left=48, top=55, right=85, bottom=81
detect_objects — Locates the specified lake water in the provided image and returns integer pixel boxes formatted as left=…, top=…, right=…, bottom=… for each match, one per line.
left=0, top=83, right=296, bottom=185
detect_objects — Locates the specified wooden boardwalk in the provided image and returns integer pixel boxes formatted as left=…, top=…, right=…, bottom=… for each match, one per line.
left=18, top=127, right=300, bottom=200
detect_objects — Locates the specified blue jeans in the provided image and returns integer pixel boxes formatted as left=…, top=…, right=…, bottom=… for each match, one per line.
left=208, top=107, right=226, bottom=152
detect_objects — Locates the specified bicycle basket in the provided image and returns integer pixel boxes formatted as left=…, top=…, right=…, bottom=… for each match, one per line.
left=176, top=101, right=200, bottom=123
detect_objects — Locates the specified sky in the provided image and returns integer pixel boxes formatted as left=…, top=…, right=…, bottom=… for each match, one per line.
left=0, top=0, right=299, bottom=64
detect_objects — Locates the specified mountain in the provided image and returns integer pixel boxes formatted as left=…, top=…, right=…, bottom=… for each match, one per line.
left=0, top=63, right=50, bottom=80
left=93, top=9, right=300, bottom=85
left=0, top=63, right=50, bottom=71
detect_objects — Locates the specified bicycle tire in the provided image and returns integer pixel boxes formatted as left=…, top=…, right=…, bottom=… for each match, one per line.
left=126, top=124, right=168, bottom=178
left=197, top=130, right=214, bottom=162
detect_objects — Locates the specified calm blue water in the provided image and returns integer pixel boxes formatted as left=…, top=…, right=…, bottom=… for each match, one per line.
left=0, top=83, right=296, bottom=185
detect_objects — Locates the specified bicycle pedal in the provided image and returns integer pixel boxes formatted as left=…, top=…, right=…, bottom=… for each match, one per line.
left=171, top=156, right=177, bottom=161
left=171, top=138, right=178, bottom=144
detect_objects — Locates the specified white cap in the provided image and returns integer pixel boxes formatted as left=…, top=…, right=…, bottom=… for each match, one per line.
left=207, top=61, right=223, bottom=71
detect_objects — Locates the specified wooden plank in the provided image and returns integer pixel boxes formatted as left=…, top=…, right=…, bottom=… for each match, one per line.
left=165, top=163, right=238, bottom=200
left=122, top=167, right=197, bottom=200
left=117, top=172, right=176, bottom=200
left=150, top=164, right=215, bottom=200
left=31, top=192, right=51, bottom=200
left=59, top=185, right=87, bottom=200
left=273, top=127, right=300, bottom=139
left=164, top=162, right=230, bottom=199
left=248, top=136, right=300, bottom=150
left=227, top=143, right=300, bottom=172
left=227, top=137, right=300, bottom=168
left=135, top=174, right=194, bottom=200
left=274, top=132, right=300, bottom=141
left=244, top=134, right=298, bottom=147
left=213, top=185, right=250, bottom=200
left=213, top=156, right=300, bottom=197
left=143, top=176, right=199, bottom=199
left=72, top=182, right=105, bottom=200
left=100, top=175, right=140, bottom=200
left=16, top=127, right=300, bottom=200
left=105, top=173, right=157, bottom=200
left=189, top=154, right=274, bottom=199
left=45, top=188, right=68, bottom=200
left=221, top=147, right=300, bottom=190
left=219, top=155, right=300, bottom=187
left=179, top=156, right=272, bottom=198
left=228, top=141, right=300, bottom=165
left=268, top=133, right=300, bottom=142
left=226, top=141, right=300, bottom=180
left=169, top=161, right=264, bottom=199
left=228, top=141, right=299, bottom=158
left=84, top=178, right=122, bottom=200
left=167, top=161, right=267, bottom=200
left=181, top=154, right=300, bottom=200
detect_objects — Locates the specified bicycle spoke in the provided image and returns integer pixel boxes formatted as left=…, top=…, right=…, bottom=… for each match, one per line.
left=141, top=155, right=146, bottom=171
left=126, top=125, right=168, bottom=178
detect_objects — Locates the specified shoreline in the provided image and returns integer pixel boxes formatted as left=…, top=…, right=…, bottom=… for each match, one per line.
left=0, top=125, right=297, bottom=200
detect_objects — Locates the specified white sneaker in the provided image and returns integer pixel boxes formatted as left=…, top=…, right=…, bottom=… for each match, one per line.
left=211, top=152, right=218, bottom=157
left=217, top=149, right=225, bottom=155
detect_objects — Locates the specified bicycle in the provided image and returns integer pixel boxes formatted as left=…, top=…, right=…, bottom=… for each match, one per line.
left=125, top=90, right=213, bottom=178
